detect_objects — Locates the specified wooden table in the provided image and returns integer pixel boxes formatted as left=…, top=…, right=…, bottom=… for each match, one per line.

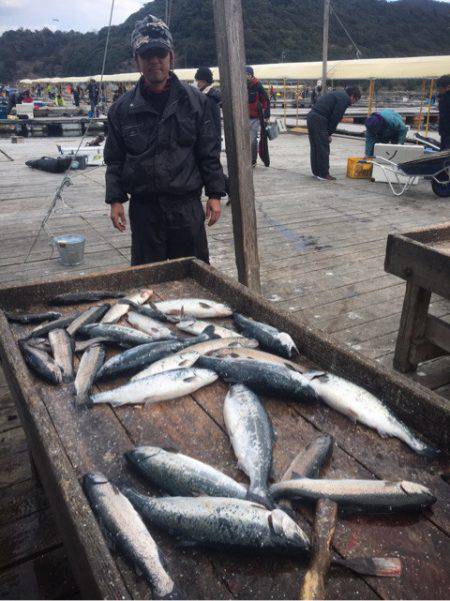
left=385, top=222, right=450, bottom=373
left=0, top=258, right=449, bottom=599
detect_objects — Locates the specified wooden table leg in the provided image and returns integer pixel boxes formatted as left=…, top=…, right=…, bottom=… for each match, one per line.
left=394, top=281, right=431, bottom=372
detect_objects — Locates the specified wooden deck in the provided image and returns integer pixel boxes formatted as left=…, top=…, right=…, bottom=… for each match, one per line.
left=0, top=133, right=449, bottom=599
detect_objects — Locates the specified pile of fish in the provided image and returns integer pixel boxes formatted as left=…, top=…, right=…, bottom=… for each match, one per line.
left=4, top=287, right=439, bottom=597
left=6, top=288, right=439, bottom=457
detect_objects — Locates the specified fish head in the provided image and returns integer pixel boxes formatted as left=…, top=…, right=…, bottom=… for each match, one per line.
left=268, top=508, right=310, bottom=551
left=83, top=472, right=108, bottom=488
left=125, top=446, right=163, bottom=466
left=400, top=481, right=434, bottom=497
left=276, top=332, right=299, bottom=355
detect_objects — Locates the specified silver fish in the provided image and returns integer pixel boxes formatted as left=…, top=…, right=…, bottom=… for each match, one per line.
left=269, top=478, right=436, bottom=512
left=127, top=311, right=176, bottom=340
left=131, top=351, right=200, bottom=380
left=19, top=340, right=62, bottom=384
left=26, top=337, right=52, bottom=352
left=48, top=290, right=125, bottom=305
left=233, top=313, right=299, bottom=359
left=126, top=446, right=247, bottom=499
left=78, top=323, right=153, bottom=347
left=176, top=317, right=242, bottom=339
left=155, top=298, right=233, bottom=319
left=197, top=357, right=317, bottom=402
left=89, top=367, right=218, bottom=407
left=101, top=289, right=153, bottom=324
left=131, top=337, right=259, bottom=381
left=66, top=304, right=110, bottom=337
left=224, top=385, right=273, bottom=507
left=96, top=335, right=208, bottom=381
left=84, top=473, right=177, bottom=599
left=28, top=312, right=81, bottom=338
left=74, top=343, right=105, bottom=404
left=306, top=373, right=439, bottom=457
left=48, top=328, right=74, bottom=382
left=208, top=346, right=306, bottom=373
left=74, top=337, right=111, bottom=353
left=124, top=492, right=310, bottom=554
left=5, top=310, right=61, bottom=324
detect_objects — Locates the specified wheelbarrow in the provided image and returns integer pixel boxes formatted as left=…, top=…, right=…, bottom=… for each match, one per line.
left=365, top=149, right=450, bottom=197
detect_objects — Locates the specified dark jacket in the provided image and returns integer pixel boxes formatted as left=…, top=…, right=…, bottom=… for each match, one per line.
left=204, top=86, right=222, bottom=154
left=309, top=90, right=351, bottom=135
left=247, top=77, right=270, bottom=120
left=104, top=74, right=226, bottom=204
left=438, top=90, right=450, bottom=137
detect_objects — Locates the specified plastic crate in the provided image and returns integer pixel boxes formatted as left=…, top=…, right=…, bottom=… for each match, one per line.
left=346, top=157, right=373, bottom=179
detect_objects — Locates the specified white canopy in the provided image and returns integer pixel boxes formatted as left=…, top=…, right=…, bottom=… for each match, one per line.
left=20, top=55, right=450, bottom=85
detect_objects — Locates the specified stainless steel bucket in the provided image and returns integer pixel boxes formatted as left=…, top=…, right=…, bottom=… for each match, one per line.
left=52, top=234, right=86, bottom=266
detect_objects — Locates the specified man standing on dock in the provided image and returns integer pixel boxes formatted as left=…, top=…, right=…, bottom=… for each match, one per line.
left=246, top=66, right=270, bottom=167
left=306, top=86, right=361, bottom=181
left=104, top=15, right=225, bottom=265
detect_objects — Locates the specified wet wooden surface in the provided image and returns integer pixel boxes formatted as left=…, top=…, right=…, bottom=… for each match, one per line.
left=1, top=276, right=449, bottom=599
left=1, top=133, right=450, bottom=598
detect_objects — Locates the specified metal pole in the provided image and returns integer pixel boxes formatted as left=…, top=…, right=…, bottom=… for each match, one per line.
left=321, top=0, right=331, bottom=95
left=296, top=80, right=300, bottom=127
left=424, top=79, right=435, bottom=137
left=367, top=80, right=375, bottom=116
left=283, top=78, right=287, bottom=128
left=416, top=79, right=426, bottom=135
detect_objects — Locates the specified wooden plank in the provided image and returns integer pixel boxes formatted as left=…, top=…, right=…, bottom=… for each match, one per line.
left=0, top=477, right=49, bottom=527
left=212, top=0, right=261, bottom=292
left=425, top=314, right=450, bottom=354
left=394, top=283, right=432, bottom=372
left=0, top=545, right=79, bottom=600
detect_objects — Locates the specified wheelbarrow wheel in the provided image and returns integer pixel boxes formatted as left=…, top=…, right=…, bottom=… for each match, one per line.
left=431, top=171, right=450, bottom=198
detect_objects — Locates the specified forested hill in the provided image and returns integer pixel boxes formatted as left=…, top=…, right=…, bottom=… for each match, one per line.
left=1, top=0, right=450, bottom=82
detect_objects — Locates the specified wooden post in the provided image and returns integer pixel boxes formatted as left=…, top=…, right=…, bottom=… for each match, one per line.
left=367, top=79, right=375, bottom=116
left=212, top=0, right=261, bottom=292
left=424, top=79, right=435, bottom=137
left=416, top=79, right=426, bottom=135
left=321, top=0, right=331, bottom=95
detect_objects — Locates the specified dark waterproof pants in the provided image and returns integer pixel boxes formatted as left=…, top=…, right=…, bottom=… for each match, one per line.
left=306, top=112, right=330, bottom=178
left=441, top=132, right=450, bottom=151
left=129, top=196, right=209, bottom=266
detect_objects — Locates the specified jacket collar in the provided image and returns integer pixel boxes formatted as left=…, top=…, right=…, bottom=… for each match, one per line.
left=127, top=72, right=186, bottom=120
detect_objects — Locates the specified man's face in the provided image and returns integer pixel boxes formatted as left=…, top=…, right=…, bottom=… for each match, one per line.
left=195, top=79, right=208, bottom=91
left=438, top=85, right=450, bottom=95
left=246, top=73, right=253, bottom=82
left=136, top=47, right=171, bottom=85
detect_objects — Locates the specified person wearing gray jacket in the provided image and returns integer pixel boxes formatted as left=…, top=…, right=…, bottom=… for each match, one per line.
left=306, top=86, right=361, bottom=180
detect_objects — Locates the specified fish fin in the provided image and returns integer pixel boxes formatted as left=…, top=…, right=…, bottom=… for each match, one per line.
left=199, top=302, right=212, bottom=309
left=203, top=324, right=218, bottom=339
left=183, top=375, right=197, bottom=383
left=303, top=370, right=327, bottom=381
left=348, top=409, right=360, bottom=423
left=162, top=445, right=180, bottom=454
left=246, top=488, right=274, bottom=509
left=417, top=446, right=440, bottom=459
left=376, top=429, right=389, bottom=439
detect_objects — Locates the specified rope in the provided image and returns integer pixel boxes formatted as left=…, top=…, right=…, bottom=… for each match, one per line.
left=24, top=0, right=116, bottom=263
left=330, top=3, right=363, bottom=59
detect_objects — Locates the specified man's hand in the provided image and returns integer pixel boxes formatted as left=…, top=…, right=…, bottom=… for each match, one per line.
left=110, top=202, right=126, bottom=232
left=205, top=198, right=221, bottom=227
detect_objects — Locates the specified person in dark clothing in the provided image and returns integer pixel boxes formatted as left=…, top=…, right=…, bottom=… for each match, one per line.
left=436, top=75, right=450, bottom=151
left=246, top=66, right=270, bottom=166
left=194, top=67, right=222, bottom=154
left=104, top=14, right=225, bottom=266
left=87, top=79, right=99, bottom=115
left=306, top=86, right=361, bottom=180
left=73, top=87, right=80, bottom=107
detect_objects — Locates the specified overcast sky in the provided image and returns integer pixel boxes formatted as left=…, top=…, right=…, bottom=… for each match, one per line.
left=0, top=0, right=449, bottom=34
left=0, top=0, right=147, bottom=34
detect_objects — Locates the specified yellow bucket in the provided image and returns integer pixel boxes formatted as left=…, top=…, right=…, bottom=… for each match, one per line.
left=347, top=157, right=373, bottom=179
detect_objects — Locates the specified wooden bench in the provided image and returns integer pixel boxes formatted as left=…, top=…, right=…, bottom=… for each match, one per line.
left=385, top=222, right=450, bottom=373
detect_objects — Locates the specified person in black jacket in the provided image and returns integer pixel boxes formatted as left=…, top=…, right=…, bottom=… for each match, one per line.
left=306, top=86, right=361, bottom=180
left=194, top=67, right=222, bottom=154
left=104, top=15, right=225, bottom=265
left=436, top=75, right=450, bottom=151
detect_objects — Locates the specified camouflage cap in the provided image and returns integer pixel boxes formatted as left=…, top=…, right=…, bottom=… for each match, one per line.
left=131, top=14, right=174, bottom=55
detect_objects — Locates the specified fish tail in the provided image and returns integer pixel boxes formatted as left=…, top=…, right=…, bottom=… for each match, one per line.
left=246, top=486, right=275, bottom=509
left=414, top=443, right=440, bottom=459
